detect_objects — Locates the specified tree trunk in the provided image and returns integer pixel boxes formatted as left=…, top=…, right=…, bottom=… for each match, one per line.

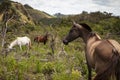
left=1, top=12, right=14, bottom=52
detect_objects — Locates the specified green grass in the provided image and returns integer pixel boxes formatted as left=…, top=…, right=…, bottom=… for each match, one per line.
left=0, top=26, right=87, bottom=80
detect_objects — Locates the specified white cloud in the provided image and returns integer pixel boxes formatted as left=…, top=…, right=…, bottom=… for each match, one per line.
left=93, top=0, right=120, bottom=7
left=12, top=0, right=120, bottom=16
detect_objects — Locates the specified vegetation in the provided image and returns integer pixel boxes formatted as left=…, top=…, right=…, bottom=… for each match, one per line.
left=0, top=0, right=120, bottom=80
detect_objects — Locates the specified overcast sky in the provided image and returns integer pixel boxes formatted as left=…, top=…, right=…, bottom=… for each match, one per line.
left=11, top=0, right=120, bottom=16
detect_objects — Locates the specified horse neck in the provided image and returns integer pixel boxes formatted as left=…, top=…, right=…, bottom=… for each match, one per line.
left=44, top=35, right=48, bottom=39
left=81, top=30, right=91, bottom=43
left=9, top=40, right=17, bottom=48
left=81, top=31, right=101, bottom=44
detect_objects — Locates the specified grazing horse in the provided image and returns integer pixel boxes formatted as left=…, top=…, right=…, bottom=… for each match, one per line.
left=34, top=33, right=49, bottom=45
left=63, top=22, right=120, bottom=80
left=8, top=36, right=31, bottom=51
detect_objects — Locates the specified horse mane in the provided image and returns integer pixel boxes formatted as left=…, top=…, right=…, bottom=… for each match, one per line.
left=90, top=32, right=101, bottom=40
left=80, top=23, right=92, bottom=32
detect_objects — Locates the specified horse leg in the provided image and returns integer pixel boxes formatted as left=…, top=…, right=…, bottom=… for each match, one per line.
left=27, top=44, right=29, bottom=51
left=44, top=42, right=45, bottom=45
left=26, top=45, right=29, bottom=53
left=19, top=45, right=22, bottom=51
left=27, top=42, right=31, bottom=51
left=87, top=65, right=92, bottom=80
left=85, top=52, right=92, bottom=80
left=37, top=42, right=39, bottom=46
left=44, top=41, right=46, bottom=45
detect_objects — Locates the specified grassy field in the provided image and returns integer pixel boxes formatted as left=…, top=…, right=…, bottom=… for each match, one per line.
left=0, top=25, right=89, bottom=80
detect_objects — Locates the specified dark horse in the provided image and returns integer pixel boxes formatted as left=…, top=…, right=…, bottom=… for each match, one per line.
left=63, top=22, right=120, bottom=80
left=34, top=33, right=49, bottom=45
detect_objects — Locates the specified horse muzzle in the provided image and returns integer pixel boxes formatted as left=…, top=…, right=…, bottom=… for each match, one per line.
left=63, top=39, right=69, bottom=45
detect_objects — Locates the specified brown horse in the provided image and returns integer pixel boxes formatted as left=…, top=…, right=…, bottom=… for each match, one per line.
left=34, top=33, right=49, bottom=45
left=63, top=22, right=120, bottom=80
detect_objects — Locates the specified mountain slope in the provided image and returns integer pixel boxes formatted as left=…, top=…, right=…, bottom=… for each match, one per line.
left=0, top=0, right=53, bottom=25
left=24, top=4, right=53, bottom=24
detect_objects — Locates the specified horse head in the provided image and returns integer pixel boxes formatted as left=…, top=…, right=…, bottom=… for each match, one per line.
left=63, top=22, right=93, bottom=45
left=7, top=44, right=14, bottom=52
left=44, top=32, right=49, bottom=39
left=7, top=43, right=12, bottom=49
left=43, top=32, right=49, bottom=42
left=63, top=22, right=80, bottom=45
left=34, top=37, right=38, bottom=42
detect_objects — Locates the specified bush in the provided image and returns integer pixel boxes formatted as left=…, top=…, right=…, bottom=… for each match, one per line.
left=42, top=62, right=54, bottom=75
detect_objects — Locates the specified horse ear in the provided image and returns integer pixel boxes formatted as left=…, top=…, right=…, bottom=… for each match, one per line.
left=73, top=21, right=76, bottom=25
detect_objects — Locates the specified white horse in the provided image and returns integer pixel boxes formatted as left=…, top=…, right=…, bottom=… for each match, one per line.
left=8, top=36, right=31, bottom=51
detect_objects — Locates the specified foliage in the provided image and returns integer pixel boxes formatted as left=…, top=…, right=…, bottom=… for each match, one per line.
left=0, top=1, right=120, bottom=80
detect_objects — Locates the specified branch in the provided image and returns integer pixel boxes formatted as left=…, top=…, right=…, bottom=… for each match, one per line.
left=5, top=14, right=14, bottom=27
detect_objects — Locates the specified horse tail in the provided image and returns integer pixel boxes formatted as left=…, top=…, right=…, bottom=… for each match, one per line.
left=115, top=50, right=120, bottom=80
left=94, top=49, right=120, bottom=80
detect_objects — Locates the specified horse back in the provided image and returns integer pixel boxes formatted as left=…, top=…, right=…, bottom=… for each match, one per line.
left=95, top=40, right=114, bottom=59
left=17, top=36, right=31, bottom=44
left=95, top=39, right=120, bottom=59
left=107, top=39, right=120, bottom=55
left=34, top=36, right=47, bottom=42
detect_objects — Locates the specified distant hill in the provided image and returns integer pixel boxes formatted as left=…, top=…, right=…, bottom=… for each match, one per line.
left=0, top=0, right=53, bottom=25
left=41, top=11, right=120, bottom=27
left=54, top=13, right=68, bottom=18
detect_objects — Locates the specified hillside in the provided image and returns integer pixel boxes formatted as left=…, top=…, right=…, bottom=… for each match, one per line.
left=24, top=4, right=53, bottom=24
left=0, top=0, right=53, bottom=25
left=45, top=11, right=120, bottom=35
